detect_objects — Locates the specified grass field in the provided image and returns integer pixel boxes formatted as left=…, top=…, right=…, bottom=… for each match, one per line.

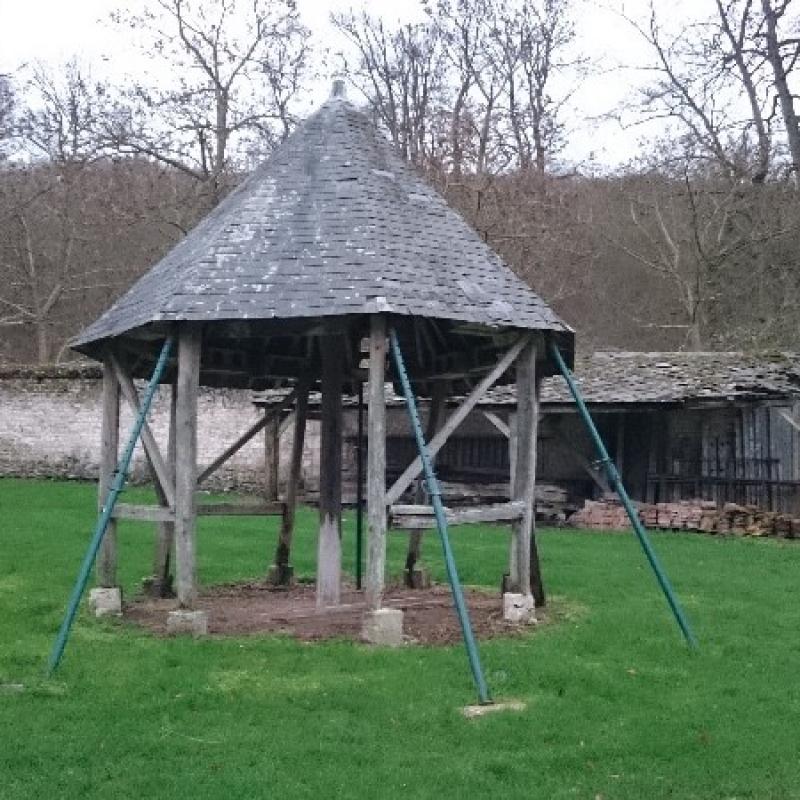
left=1, top=477, right=800, bottom=799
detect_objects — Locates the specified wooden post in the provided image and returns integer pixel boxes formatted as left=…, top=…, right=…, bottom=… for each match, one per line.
left=174, top=325, right=201, bottom=608
left=151, top=381, right=177, bottom=596
left=405, top=383, right=447, bottom=583
left=97, top=355, right=120, bottom=587
left=508, top=411, right=518, bottom=583
left=365, top=315, right=387, bottom=610
left=317, top=333, right=344, bottom=607
left=615, top=413, right=626, bottom=477
left=270, top=376, right=310, bottom=584
left=510, top=337, right=544, bottom=606
left=264, top=411, right=280, bottom=501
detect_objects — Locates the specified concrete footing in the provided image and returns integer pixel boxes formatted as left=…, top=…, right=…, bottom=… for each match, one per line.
left=502, top=592, right=536, bottom=624
left=166, top=610, right=208, bottom=637
left=88, top=587, right=122, bottom=618
left=361, top=608, right=404, bottom=646
left=462, top=701, right=527, bottom=719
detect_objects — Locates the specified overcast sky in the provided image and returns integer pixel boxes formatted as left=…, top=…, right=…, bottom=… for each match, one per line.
left=0, top=0, right=691, bottom=167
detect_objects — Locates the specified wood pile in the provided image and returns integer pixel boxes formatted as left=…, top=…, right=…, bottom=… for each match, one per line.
left=568, top=495, right=800, bottom=539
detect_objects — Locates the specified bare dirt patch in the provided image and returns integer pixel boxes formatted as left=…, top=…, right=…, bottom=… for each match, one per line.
left=124, top=582, right=550, bottom=645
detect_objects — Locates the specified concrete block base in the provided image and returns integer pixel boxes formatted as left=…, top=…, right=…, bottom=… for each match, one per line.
left=361, top=608, right=404, bottom=647
left=166, top=610, right=208, bottom=637
left=503, top=592, right=536, bottom=624
left=462, top=700, right=527, bottom=719
left=89, top=587, right=122, bottom=618
left=265, top=563, right=295, bottom=586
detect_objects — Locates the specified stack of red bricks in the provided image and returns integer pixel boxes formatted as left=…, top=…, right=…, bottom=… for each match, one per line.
left=567, top=495, right=800, bottom=539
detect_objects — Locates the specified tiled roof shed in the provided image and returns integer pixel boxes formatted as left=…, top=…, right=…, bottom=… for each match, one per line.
left=476, top=351, right=800, bottom=408
left=71, top=89, right=573, bottom=390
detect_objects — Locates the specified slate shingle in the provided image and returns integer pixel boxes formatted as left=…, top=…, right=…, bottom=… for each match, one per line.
left=72, top=94, right=573, bottom=350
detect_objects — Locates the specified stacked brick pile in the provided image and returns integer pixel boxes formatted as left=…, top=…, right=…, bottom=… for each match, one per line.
left=567, top=495, right=800, bottom=539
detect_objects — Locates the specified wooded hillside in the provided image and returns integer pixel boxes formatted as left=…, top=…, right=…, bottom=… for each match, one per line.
left=3, top=0, right=800, bottom=363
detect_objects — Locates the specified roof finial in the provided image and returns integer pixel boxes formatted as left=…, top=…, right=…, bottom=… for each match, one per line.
left=331, top=78, right=346, bottom=99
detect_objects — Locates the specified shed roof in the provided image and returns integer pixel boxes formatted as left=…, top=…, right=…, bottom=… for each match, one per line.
left=72, top=91, right=571, bottom=355
left=254, top=351, right=800, bottom=410
left=490, top=351, right=800, bottom=406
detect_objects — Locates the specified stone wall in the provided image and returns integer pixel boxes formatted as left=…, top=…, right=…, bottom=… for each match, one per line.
left=0, top=365, right=321, bottom=496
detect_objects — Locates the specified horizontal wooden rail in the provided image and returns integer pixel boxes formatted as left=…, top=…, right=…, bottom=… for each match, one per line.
left=196, top=502, right=286, bottom=517
left=389, top=501, right=525, bottom=530
left=111, top=503, right=175, bottom=523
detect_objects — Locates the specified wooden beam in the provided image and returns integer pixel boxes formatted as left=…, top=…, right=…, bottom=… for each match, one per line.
left=197, top=502, right=285, bottom=516
left=264, top=411, right=280, bottom=501
left=196, top=387, right=297, bottom=486
left=779, top=409, right=800, bottom=434
left=405, top=382, right=447, bottom=581
left=174, top=324, right=202, bottom=608
left=109, top=353, right=175, bottom=509
left=96, top=355, right=120, bottom=588
left=271, top=377, right=311, bottom=582
left=483, top=410, right=510, bottom=438
left=386, top=335, right=529, bottom=505
left=390, top=501, right=525, bottom=529
left=365, top=315, right=387, bottom=610
left=510, top=339, right=541, bottom=603
left=152, top=382, right=176, bottom=596
left=317, top=331, right=344, bottom=608
left=113, top=503, right=175, bottom=523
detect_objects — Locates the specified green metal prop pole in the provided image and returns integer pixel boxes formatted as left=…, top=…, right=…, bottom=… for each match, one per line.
left=389, top=328, right=492, bottom=704
left=549, top=342, right=698, bottom=649
left=47, top=336, right=175, bottom=674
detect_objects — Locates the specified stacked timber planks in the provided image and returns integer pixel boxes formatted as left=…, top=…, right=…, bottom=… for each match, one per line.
left=568, top=495, right=800, bottom=539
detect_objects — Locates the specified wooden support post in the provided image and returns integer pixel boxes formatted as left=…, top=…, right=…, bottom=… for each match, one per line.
left=174, top=325, right=201, bottom=608
left=96, top=355, right=120, bottom=588
left=508, top=411, right=518, bottom=582
left=405, top=383, right=447, bottom=584
left=264, top=411, right=280, bottom=501
left=269, top=376, right=310, bottom=584
left=151, top=381, right=177, bottom=597
left=615, top=413, right=626, bottom=478
left=365, top=315, right=387, bottom=610
left=317, top=333, right=344, bottom=607
left=510, top=337, right=544, bottom=606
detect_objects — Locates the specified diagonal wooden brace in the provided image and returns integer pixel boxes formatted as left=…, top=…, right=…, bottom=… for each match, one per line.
left=197, top=387, right=298, bottom=486
left=110, top=353, right=175, bottom=509
left=385, top=335, right=530, bottom=505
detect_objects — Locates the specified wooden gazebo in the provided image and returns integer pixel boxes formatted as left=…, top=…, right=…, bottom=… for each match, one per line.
left=71, top=81, right=574, bottom=639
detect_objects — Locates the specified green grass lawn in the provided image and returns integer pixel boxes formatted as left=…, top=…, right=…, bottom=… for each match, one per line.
left=1, top=477, right=800, bottom=799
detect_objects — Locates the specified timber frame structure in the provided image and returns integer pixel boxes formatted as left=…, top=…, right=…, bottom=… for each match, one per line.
left=70, top=81, right=575, bottom=627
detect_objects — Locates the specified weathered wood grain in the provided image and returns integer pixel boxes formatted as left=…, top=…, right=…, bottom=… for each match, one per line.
left=365, top=315, right=387, bottom=610
left=317, top=331, right=343, bottom=607
left=175, top=325, right=202, bottom=608
left=96, top=355, right=120, bottom=588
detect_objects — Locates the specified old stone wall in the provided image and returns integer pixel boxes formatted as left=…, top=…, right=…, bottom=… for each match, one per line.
left=0, top=366, right=321, bottom=496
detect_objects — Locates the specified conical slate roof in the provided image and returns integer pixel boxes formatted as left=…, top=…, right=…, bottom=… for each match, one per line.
left=73, top=91, right=572, bottom=355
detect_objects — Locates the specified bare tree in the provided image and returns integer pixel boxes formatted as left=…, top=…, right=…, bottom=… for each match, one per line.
left=759, top=0, right=800, bottom=174
left=0, top=74, right=15, bottom=160
left=108, top=0, right=311, bottom=197
left=494, top=0, right=579, bottom=173
left=18, top=60, right=112, bottom=164
left=332, top=10, right=445, bottom=167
